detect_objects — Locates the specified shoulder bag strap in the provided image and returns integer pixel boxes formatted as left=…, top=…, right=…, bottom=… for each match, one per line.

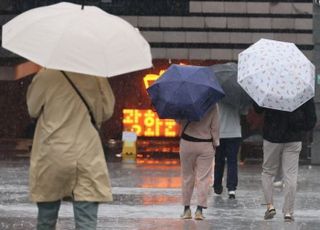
left=182, top=121, right=190, bottom=134
left=61, top=71, right=98, bottom=129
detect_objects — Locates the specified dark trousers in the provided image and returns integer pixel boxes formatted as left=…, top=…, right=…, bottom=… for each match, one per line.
left=213, top=138, right=241, bottom=191
left=37, top=200, right=99, bottom=230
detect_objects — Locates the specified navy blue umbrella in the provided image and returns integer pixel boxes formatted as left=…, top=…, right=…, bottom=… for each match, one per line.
left=147, top=64, right=225, bottom=121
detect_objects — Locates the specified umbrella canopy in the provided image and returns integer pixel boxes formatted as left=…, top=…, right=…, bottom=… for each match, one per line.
left=2, top=2, right=152, bottom=77
left=147, top=64, right=225, bottom=121
left=238, top=38, right=315, bottom=112
left=211, top=62, right=251, bottom=110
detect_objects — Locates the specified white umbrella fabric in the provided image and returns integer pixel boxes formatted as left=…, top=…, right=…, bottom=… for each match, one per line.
left=238, top=38, right=315, bottom=112
left=2, top=2, right=152, bottom=77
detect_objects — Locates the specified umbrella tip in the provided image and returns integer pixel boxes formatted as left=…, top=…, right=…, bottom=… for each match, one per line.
left=81, top=0, right=85, bottom=10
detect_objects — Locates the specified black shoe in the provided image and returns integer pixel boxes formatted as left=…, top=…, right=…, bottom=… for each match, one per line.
left=213, top=186, right=223, bottom=195
left=284, top=214, right=294, bottom=222
left=264, top=208, right=276, bottom=220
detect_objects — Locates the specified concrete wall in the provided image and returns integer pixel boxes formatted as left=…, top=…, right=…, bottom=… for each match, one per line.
left=119, top=1, right=313, bottom=61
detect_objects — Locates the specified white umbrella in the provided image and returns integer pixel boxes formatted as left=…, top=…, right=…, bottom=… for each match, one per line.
left=2, top=2, right=152, bottom=77
left=238, top=38, right=315, bottom=112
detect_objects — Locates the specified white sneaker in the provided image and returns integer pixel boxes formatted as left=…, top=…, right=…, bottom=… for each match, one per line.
left=273, top=180, right=283, bottom=187
left=228, top=191, right=236, bottom=199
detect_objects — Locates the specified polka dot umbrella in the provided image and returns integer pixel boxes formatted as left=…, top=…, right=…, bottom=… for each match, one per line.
left=237, top=38, right=315, bottom=112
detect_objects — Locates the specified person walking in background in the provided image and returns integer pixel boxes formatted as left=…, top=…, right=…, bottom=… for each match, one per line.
left=254, top=98, right=316, bottom=222
left=179, top=104, right=220, bottom=220
left=27, top=68, right=115, bottom=230
left=213, top=103, right=244, bottom=199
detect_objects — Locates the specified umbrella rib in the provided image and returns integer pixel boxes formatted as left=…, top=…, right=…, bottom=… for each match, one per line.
left=183, top=68, right=209, bottom=86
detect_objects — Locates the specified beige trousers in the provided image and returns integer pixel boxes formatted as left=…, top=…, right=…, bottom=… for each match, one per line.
left=179, top=139, right=215, bottom=208
left=262, top=140, right=301, bottom=215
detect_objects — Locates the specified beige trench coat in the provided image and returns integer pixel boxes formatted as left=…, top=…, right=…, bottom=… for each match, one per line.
left=27, top=69, right=115, bottom=202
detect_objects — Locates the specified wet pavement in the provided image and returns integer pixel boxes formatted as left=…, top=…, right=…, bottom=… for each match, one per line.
left=0, top=159, right=320, bottom=230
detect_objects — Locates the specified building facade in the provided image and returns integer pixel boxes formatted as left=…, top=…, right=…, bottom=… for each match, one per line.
left=0, top=0, right=316, bottom=161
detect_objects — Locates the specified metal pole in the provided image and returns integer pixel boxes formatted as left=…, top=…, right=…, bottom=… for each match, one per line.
left=311, top=0, right=320, bottom=164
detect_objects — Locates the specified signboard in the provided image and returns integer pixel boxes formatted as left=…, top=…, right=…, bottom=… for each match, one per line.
left=122, top=131, right=137, bottom=142
left=122, top=65, right=189, bottom=138
left=123, top=109, right=180, bottom=137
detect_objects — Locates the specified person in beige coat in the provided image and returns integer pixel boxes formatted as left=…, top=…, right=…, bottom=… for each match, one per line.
left=27, top=68, right=115, bottom=230
left=179, top=104, right=220, bottom=220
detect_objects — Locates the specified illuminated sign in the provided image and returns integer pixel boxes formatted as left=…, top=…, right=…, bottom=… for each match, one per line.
left=123, top=109, right=180, bottom=137
left=123, top=65, right=190, bottom=137
left=143, top=64, right=187, bottom=89
left=143, top=70, right=165, bottom=89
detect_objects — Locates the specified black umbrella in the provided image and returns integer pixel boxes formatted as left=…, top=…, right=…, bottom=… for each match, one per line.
left=211, top=62, right=251, bottom=110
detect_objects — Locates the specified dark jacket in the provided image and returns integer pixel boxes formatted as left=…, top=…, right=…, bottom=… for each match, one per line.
left=254, top=99, right=317, bottom=143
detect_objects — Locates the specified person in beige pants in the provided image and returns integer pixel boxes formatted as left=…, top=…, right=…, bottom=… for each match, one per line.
left=262, top=140, right=301, bottom=218
left=254, top=99, right=316, bottom=222
left=179, top=105, right=220, bottom=220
